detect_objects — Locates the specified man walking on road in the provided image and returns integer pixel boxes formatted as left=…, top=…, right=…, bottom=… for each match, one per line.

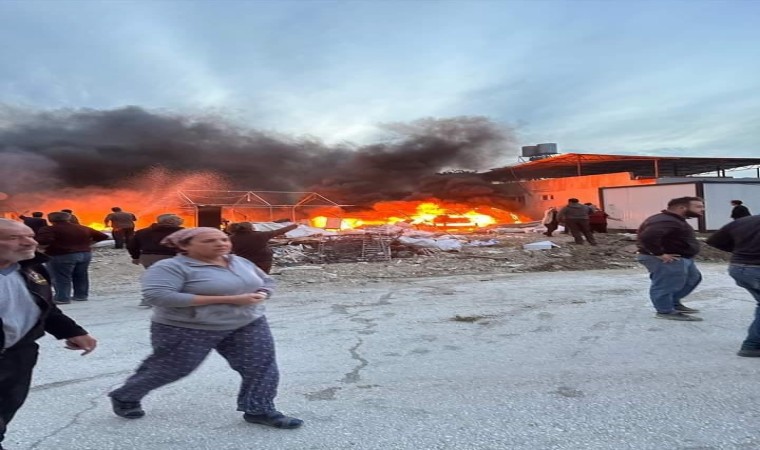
left=636, top=197, right=705, bottom=321
left=0, top=219, right=97, bottom=450
left=706, top=215, right=760, bottom=356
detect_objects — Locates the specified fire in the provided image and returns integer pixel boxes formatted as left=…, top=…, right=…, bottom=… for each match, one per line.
left=309, top=200, right=527, bottom=231
left=5, top=168, right=223, bottom=230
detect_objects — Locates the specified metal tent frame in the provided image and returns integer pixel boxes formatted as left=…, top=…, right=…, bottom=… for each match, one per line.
left=176, top=190, right=352, bottom=224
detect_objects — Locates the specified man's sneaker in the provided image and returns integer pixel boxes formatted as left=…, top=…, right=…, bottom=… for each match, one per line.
left=674, top=304, right=700, bottom=314
left=655, top=312, right=704, bottom=322
left=737, top=349, right=760, bottom=357
left=73, top=297, right=88, bottom=302
left=54, top=300, right=71, bottom=305
left=110, top=397, right=145, bottom=419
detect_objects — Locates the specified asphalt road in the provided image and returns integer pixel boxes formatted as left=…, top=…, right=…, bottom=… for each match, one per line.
left=8, top=263, right=760, bottom=450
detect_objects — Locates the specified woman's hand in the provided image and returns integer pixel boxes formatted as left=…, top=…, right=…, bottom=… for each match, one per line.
left=228, top=292, right=268, bottom=305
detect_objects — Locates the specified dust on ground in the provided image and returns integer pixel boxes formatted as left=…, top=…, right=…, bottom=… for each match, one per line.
left=89, top=232, right=731, bottom=291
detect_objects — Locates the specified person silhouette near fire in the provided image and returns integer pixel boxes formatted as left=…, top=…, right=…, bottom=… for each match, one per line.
left=557, top=198, right=597, bottom=245
left=104, top=207, right=137, bottom=249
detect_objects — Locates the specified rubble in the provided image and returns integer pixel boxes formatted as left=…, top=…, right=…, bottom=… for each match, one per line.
left=90, top=231, right=733, bottom=290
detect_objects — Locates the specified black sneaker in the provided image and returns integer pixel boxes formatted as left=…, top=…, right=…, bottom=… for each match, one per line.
left=737, top=349, right=760, bottom=357
left=110, top=397, right=145, bottom=419
left=244, top=412, right=303, bottom=429
left=674, top=304, right=700, bottom=314
left=655, top=312, right=703, bottom=322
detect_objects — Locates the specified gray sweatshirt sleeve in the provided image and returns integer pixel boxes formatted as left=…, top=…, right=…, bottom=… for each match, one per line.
left=142, top=263, right=196, bottom=307
left=252, top=263, right=276, bottom=296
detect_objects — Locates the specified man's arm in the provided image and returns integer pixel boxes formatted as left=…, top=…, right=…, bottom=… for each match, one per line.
left=127, top=232, right=141, bottom=260
left=269, top=223, right=298, bottom=238
left=706, top=225, right=735, bottom=253
left=89, top=228, right=110, bottom=242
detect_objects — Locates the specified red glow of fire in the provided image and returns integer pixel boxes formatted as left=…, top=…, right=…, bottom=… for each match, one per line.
left=308, top=200, right=529, bottom=230
left=7, top=168, right=225, bottom=230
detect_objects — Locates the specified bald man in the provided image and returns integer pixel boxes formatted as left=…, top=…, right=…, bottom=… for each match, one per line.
left=0, top=219, right=97, bottom=449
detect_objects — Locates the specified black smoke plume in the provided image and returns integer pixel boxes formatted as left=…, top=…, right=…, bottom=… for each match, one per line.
left=0, top=106, right=519, bottom=206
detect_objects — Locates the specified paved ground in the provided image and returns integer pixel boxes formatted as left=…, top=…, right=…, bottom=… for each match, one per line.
left=7, top=263, right=760, bottom=450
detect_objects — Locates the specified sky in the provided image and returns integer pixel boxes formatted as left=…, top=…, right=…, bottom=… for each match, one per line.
left=1, top=0, right=759, bottom=168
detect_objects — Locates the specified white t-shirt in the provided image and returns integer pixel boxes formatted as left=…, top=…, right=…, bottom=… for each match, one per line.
left=1, top=264, right=42, bottom=349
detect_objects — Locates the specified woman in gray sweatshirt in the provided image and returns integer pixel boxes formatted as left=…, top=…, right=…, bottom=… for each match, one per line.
left=108, top=227, right=302, bottom=429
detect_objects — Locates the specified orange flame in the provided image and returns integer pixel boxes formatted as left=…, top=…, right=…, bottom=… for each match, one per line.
left=308, top=200, right=528, bottom=231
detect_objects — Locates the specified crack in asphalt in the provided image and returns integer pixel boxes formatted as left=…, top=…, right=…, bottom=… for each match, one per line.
left=28, top=381, right=122, bottom=450
left=337, top=292, right=393, bottom=385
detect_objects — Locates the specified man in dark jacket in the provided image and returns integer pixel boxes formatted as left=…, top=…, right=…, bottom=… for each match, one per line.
left=127, top=214, right=184, bottom=268
left=229, top=222, right=298, bottom=273
left=0, top=218, right=97, bottom=450
left=706, top=215, right=760, bottom=356
left=127, top=214, right=184, bottom=307
left=557, top=198, right=596, bottom=245
left=35, top=212, right=109, bottom=304
left=19, top=212, right=47, bottom=234
left=730, top=200, right=751, bottom=220
left=636, top=196, right=705, bottom=321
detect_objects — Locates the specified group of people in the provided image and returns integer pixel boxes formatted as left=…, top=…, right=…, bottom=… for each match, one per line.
left=3, top=197, right=760, bottom=448
left=541, top=198, right=618, bottom=245
left=634, top=197, right=760, bottom=358
left=1, top=216, right=304, bottom=449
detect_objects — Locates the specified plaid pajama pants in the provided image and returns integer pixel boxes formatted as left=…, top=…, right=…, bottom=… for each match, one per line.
left=110, top=317, right=279, bottom=414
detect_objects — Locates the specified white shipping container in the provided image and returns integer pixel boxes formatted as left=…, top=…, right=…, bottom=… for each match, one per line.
left=600, top=181, right=760, bottom=231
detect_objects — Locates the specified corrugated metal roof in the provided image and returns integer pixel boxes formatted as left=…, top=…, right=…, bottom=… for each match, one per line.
left=485, top=153, right=760, bottom=180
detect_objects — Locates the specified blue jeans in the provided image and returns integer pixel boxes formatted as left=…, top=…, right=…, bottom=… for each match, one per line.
left=637, top=255, right=702, bottom=313
left=47, top=252, right=92, bottom=301
left=728, top=265, right=760, bottom=350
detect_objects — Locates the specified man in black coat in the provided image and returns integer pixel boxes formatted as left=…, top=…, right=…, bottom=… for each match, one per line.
left=706, top=215, right=760, bottom=357
left=730, top=200, right=751, bottom=220
left=636, top=196, right=705, bottom=322
left=0, top=219, right=97, bottom=449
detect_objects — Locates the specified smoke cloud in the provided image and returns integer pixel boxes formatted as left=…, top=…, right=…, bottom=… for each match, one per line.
left=0, top=106, right=519, bottom=206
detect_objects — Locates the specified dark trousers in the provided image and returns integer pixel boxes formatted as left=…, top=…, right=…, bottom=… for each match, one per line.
left=565, top=219, right=596, bottom=244
left=112, top=228, right=135, bottom=249
left=544, top=222, right=559, bottom=236
left=110, top=317, right=279, bottom=414
left=0, top=344, right=39, bottom=444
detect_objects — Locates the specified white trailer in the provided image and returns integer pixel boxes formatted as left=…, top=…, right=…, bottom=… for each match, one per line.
left=600, top=180, right=760, bottom=231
